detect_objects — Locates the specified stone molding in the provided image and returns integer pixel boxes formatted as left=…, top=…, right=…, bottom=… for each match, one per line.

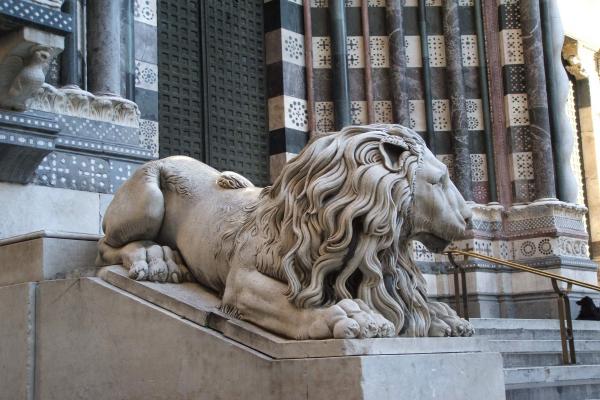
left=28, top=84, right=141, bottom=128
left=413, top=201, right=593, bottom=267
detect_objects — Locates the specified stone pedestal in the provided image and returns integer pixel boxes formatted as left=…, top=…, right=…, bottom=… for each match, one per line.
left=418, top=201, right=599, bottom=319
left=0, top=230, right=100, bottom=286
left=0, top=267, right=507, bottom=400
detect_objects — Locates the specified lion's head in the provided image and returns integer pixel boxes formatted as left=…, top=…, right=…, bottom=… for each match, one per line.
left=237, top=124, right=471, bottom=336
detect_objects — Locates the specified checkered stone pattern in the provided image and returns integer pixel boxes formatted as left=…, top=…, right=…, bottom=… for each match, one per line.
left=497, top=1, right=534, bottom=203
left=264, top=0, right=308, bottom=182
left=269, top=1, right=491, bottom=202
left=401, top=2, right=490, bottom=203
left=135, top=0, right=159, bottom=158
left=310, top=1, right=393, bottom=130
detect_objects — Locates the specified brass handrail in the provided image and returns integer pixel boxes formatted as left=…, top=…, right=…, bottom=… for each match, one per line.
left=443, top=249, right=600, bottom=365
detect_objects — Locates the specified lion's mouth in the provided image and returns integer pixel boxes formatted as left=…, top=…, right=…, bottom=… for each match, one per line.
left=411, top=232, right=451, bottom=253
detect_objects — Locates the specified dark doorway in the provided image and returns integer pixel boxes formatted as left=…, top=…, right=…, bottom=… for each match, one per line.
left=158, top=0, right=269, bottom=185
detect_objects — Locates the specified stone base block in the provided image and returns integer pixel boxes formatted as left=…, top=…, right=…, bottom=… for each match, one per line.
left=0, top=282, right=35, bottom=400
left=0, top=230, right=100, bottom=286
left=0, top=270, right=507, bottom=400
left=0, top=182, right=113, bottom=239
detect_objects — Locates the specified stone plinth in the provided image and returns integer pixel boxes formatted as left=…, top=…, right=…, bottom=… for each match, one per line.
left=418, top=201, right=599, bottom=319
left=0, top=270, right=507, bottom=400
left=0, top=230, right=100, bottom=286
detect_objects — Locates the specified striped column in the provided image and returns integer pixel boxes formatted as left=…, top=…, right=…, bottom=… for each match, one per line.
left=264, top=0, right=308, bottom=181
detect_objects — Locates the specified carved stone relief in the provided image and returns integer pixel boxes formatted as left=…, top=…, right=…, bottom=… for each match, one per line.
left=0, top=27, right=64, bottom=111
left=28, top=84, right=141, bottom=127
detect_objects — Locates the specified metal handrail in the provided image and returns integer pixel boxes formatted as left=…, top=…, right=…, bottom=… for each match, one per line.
left=443, top=249, right=600, bottom=365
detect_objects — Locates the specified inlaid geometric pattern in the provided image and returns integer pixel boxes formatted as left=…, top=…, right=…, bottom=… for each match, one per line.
left=351, top=101, right=368, bottom=125
left=461, top=35, right=479, bottom=67
left=134, top=0, right=157, bottom=26
left=369, top=36, right=389, bottom=68
left=427, top=35, right=446, bottom=67
left=409, top=100, right=426, bottom=132
left=135, top=60, right=158, bottom=91
left=315, top=101, right=335, bottom=133
left=500, top=29, right=524, bottom=65
left=432, top=99, right=451, bottom=131
left=512, top=152, right=534, bottom=180
left=374, top=101, right=393, bottom=124
left=466, top=99, right=484, bottom=131
left=505, top=94, right=529, bottom=127
left=347, top=36, right=365, bottom=68
left=405, top=36, right=423, bottom=68
left=470, top=153, right=488, bottom=182
left=282, top=29, right=305, bottom=66
left=313, top=37, right=332, bottom=69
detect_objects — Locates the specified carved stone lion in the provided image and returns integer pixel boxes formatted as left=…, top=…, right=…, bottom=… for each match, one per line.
left=98, top=125, right=474, bottom=339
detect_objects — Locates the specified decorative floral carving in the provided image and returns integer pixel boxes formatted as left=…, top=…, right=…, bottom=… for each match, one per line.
left=30, top=0, right=64, bottom=9
left=28, top=84, right=140, bottom=127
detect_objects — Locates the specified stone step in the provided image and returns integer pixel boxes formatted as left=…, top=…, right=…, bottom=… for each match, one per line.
left=472, top=318, right=600, bottom=340
left=504, top=365, right=600, bottom=400
left=502, top=351, right=600, bottom=368
left=488, top=339, right=600, bottom=353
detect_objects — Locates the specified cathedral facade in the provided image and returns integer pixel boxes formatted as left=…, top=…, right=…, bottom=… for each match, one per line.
left=0, top=0, right=599, bottom=317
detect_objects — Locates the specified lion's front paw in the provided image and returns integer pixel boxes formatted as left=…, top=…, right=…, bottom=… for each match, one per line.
left=308, top=299, right=395, bottom=339
left=428, top=301, right=474, bottom=337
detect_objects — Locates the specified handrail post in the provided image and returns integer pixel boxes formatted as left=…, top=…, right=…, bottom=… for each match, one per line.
left=564, top=285, right=576, bottom=364
left=460, top=264, right=469, bottom=321
left=551, top=279, right=576, bottom=364
left=448, top=253, right=469, bottom=320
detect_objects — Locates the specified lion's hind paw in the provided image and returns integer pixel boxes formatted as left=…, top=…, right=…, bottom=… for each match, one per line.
left=124, top=243, right=193, bottom=283
left=308, top=299, right=396, bottom=339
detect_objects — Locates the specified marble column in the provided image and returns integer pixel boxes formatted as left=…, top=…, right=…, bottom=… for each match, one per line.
left=520, top=0, right=556, bottom=200
left=443, top=0, right=472, bottom=200
left=329, top=0, right=351, bottom=130
left=87, top=0, right=122, bottom=95
left=540, top=0, right=578, bottom=203
left=386, top=0, right=410, bottom=126
left=60, top=0, right=79, bottom=86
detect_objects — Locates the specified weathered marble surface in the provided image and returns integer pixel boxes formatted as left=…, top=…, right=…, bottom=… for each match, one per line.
left=98, top=125, right=474, bottom=340
left=6, top=277, right=505, bottom=400
left=443, top=0, right=472, bottom=201
left=541, top=0, right=578, bottom=203
left=87, top=0, right=121, bottom=95
left=520, top=0, right=556, bottom=200
left=0, top=230, right=99, bottom=286
left=100, top=265, right=489, bottom=359
left=386, top=0, right=410, bottom=126
left=0, top=282, right=35, bottom=400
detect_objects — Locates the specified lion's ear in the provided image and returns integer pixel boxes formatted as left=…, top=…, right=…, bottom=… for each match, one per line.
left=379, top=136, right=409, bottom=172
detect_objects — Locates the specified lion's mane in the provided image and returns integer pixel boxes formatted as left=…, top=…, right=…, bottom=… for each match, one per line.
left=223, top=125, right=433, bottom=336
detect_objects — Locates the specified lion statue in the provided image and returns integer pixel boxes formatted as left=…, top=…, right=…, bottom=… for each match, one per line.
left=98, top=124, right=474, bottom=339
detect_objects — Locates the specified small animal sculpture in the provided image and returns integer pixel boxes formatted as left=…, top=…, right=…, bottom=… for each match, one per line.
left=98, top=124, right=474, bottom=340
left=576, top=296, right=600, bottom=321
left=0, top=48, right=51, bottom=111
